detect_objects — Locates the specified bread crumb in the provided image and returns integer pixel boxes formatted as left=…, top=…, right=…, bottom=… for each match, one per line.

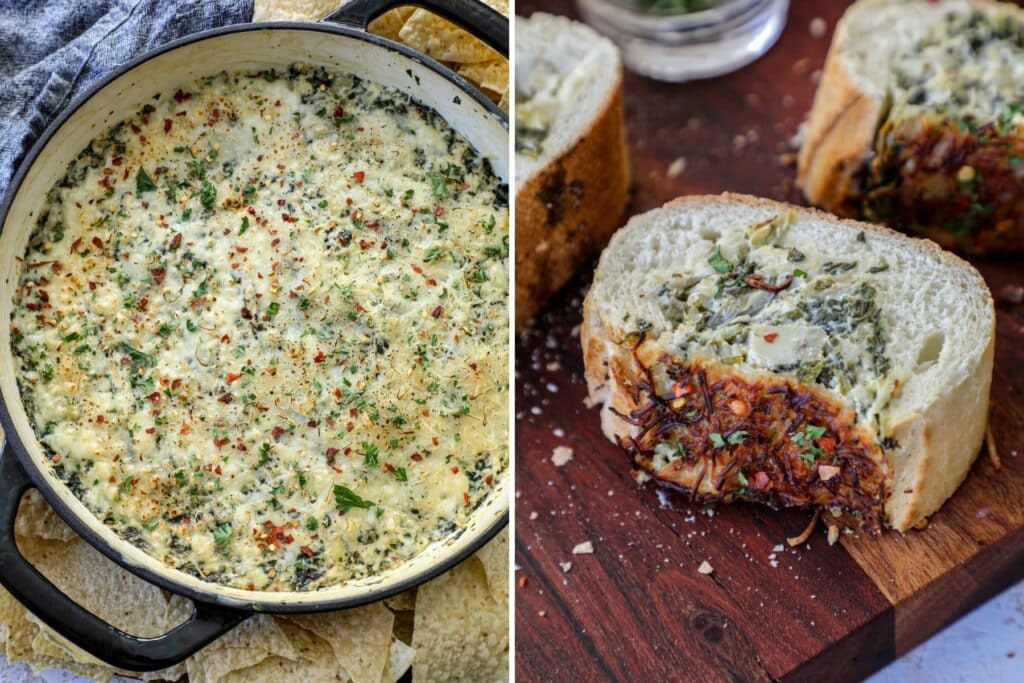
left=827, top=525, right=840, bottom=546
left=529, top=511, right=538, bottom=520
left=518, top=576, right=527, bottom=588
left=538, top=610, right=546, bottom=617
left=667, top=157, right=687, bottom=178
left=572, top=541, right=594, bottom=555
left=559, top=561, right=572, bottom=573
left=545, top=361, right=561, bottom=371
left=632, top=469, right=652, bottom=485
left=809, top=17, right=827, bottom=38
left=698, top=560, right=714, bottom=575
left=552, top=446, right=574, bottom=467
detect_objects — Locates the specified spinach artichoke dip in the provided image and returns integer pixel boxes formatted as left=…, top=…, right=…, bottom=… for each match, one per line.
left=11, top=66, right=509, bottom=592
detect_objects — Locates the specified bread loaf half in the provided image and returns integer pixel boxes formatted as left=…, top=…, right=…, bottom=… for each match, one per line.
left=515, top=12, right=630, bottom=328
left=583, top=194, right=994, bottom=531
left=798, top=0, right=1024, bottom=254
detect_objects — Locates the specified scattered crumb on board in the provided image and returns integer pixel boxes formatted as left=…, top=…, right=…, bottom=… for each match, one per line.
left=552, top=446, right=574, bottom=467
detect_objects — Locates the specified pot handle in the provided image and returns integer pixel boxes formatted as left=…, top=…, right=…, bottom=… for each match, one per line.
left=323, top=0, right=508, bottom=58
left=0, top=445, right=248, bottom=672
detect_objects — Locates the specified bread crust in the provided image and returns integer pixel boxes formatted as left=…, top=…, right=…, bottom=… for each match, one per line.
left=795, top=20, right=884, bottom=215
left=583, top=193, right=995, bottom=531
left=515, top=76, right=630, bottom=329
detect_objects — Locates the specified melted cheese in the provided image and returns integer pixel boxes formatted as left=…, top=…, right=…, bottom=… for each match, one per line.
left=11, top=66, right=508, bottom=592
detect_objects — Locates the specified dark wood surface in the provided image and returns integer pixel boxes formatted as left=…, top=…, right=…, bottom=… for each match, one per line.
left=514, top=1, right=1024, bottom=680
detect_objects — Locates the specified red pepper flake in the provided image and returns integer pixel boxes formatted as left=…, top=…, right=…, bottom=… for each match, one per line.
left=282, top=213, right=297, bottom=223
left=451, top=466, right=460, bottom=474
left=426, top=278, right=437, bottom=287
left=217, top=392, right=233, bottom=404
left=145, top=427, right=156, bottom=434
left=817, top=436, right=837, bottom=454
left=353, top=171, right=365, bottom=183
left=359, top=239, right=372, bottom=250
left=345, top=421, right=354, bottom=432
left=170, top=233, right=182, bottom=250
left=173, top=89, right=191, bottom=103
left=313, top=350, right=326, bottom=363
left=150, top=267, right=166, bottom=285
left=171, top=378, right=182, bottom=390
left=111, top=156, right=123, bottom=166
left=145, top=392, right=161, bottom=403
left=435, top=206, right=444, bottom=217
left=51, top=454, right=61, bottom=464
left=241, top=307, right=253, bottom=320
left=91, top=236, right=103, bottom=249
left=431, top=306, right=443, bottom=318
left=485, top=475, right=493, bottom=486
left=163, top=118, right=172, bottom=133
left=235, top=245, right=248, bottom=253
left=214, top=465, right=222, bottom=475
left=325, top=447, right=340, bottom=463
left=463, top=492, right=471, bottom=505
left=764, top=332, right=779, bottom=343
left=271, top=426, right=286, bottom=440
left=96, top=415, right=106, bottom=424
left=213, top=437, right=230, bottom=448
left=226, top=372, right=241, bottom=383
left=412, top=264, right=423, bottom=274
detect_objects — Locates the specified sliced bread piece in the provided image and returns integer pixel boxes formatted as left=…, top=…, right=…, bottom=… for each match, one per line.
left=583, top=193, right=994, bottom=531
left=515, top=12, right=630, bottom=328
left=798, top=0, right=1024, bottom=253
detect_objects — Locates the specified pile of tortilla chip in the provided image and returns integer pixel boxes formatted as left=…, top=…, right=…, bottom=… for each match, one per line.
left=0, top=489, right=509, bottom=682
left=252, top=0, right=509, bottom=111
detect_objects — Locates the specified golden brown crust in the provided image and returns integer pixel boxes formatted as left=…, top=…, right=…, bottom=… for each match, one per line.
left=795, top=45, right=884, bottom=215
left=514, top=80, right=630, bottom=329
left=582, top=193, right=995, bottom=532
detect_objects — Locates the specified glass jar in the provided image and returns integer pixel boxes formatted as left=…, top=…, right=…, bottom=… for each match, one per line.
left=575, top=0, right=790, bottom=82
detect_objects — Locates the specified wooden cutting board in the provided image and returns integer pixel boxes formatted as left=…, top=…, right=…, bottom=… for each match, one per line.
left=514, top=1, right=1024, bottom=680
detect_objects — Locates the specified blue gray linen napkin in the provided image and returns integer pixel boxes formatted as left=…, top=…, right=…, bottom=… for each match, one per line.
left=0, top=0, right=254, bottom=197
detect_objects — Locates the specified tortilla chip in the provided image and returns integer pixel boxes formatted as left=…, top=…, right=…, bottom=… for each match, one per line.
left=189, top=615, right=299, bottom=683
left=383, top=587, right=416, bottom=612
left=412, top=557, right=508, bottom=681
left=457, top=59, right=508, bottom=96
left=289, top=602, right=393, bottom=683
left=1, top=585, right=116, bottom=681
left=399, top=10, right=501, bottom=65
left=15, top=490, right=76, bottom=541
left=475, top=527, right=509, bottom=606
left=252, top=0, right=339, bottom=22
left=383, top=637, right=416, bottom=683
left=206, top=620, right=347, bottom=682
left=14, top=536, right=172, bottom=638
left=368, top=7, right=416, bottom=41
